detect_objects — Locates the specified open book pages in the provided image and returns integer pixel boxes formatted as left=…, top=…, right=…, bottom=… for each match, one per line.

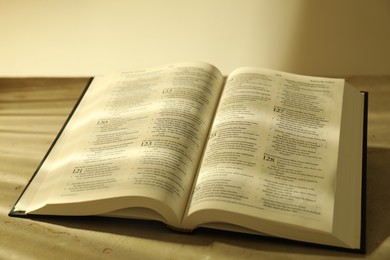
left=11, top=62, right=366, bottom=251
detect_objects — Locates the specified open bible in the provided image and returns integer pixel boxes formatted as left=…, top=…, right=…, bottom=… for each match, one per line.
left=10, top=62, right=367, bottom=251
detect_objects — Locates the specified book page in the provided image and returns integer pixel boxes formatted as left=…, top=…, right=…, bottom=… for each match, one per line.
left=25, top=62, right=224, bottom=226
left=185, top=67, right=344, bottom=234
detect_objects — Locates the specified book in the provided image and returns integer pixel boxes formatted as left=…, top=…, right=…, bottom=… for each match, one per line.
left=9, top=62, right=367, bottom=252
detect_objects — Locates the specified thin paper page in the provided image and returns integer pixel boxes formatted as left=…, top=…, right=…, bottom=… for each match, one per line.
left=25, top=62, right=224, bottom=221
left=187, top=67, right=344, bottom=233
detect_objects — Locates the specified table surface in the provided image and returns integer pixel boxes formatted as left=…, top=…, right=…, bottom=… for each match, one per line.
left=1, top=77, right=389, bottom=259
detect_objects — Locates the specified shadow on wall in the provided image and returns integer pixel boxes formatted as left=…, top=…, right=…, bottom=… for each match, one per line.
left=281, top=0, right=390, bottom=77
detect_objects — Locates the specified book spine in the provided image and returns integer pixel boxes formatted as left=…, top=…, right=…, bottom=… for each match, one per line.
left=166, top=225, right=193, bottom=233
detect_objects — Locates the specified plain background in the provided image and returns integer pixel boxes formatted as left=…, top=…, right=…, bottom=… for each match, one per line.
left=1, top=0, right=389, bottom=77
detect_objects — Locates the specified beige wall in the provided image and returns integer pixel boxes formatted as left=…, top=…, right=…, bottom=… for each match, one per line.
left=1, top=0, right=389, bottom=77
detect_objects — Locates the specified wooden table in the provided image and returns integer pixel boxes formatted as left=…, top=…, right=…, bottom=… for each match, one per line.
left=1, top=77, right=389, bottom=259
